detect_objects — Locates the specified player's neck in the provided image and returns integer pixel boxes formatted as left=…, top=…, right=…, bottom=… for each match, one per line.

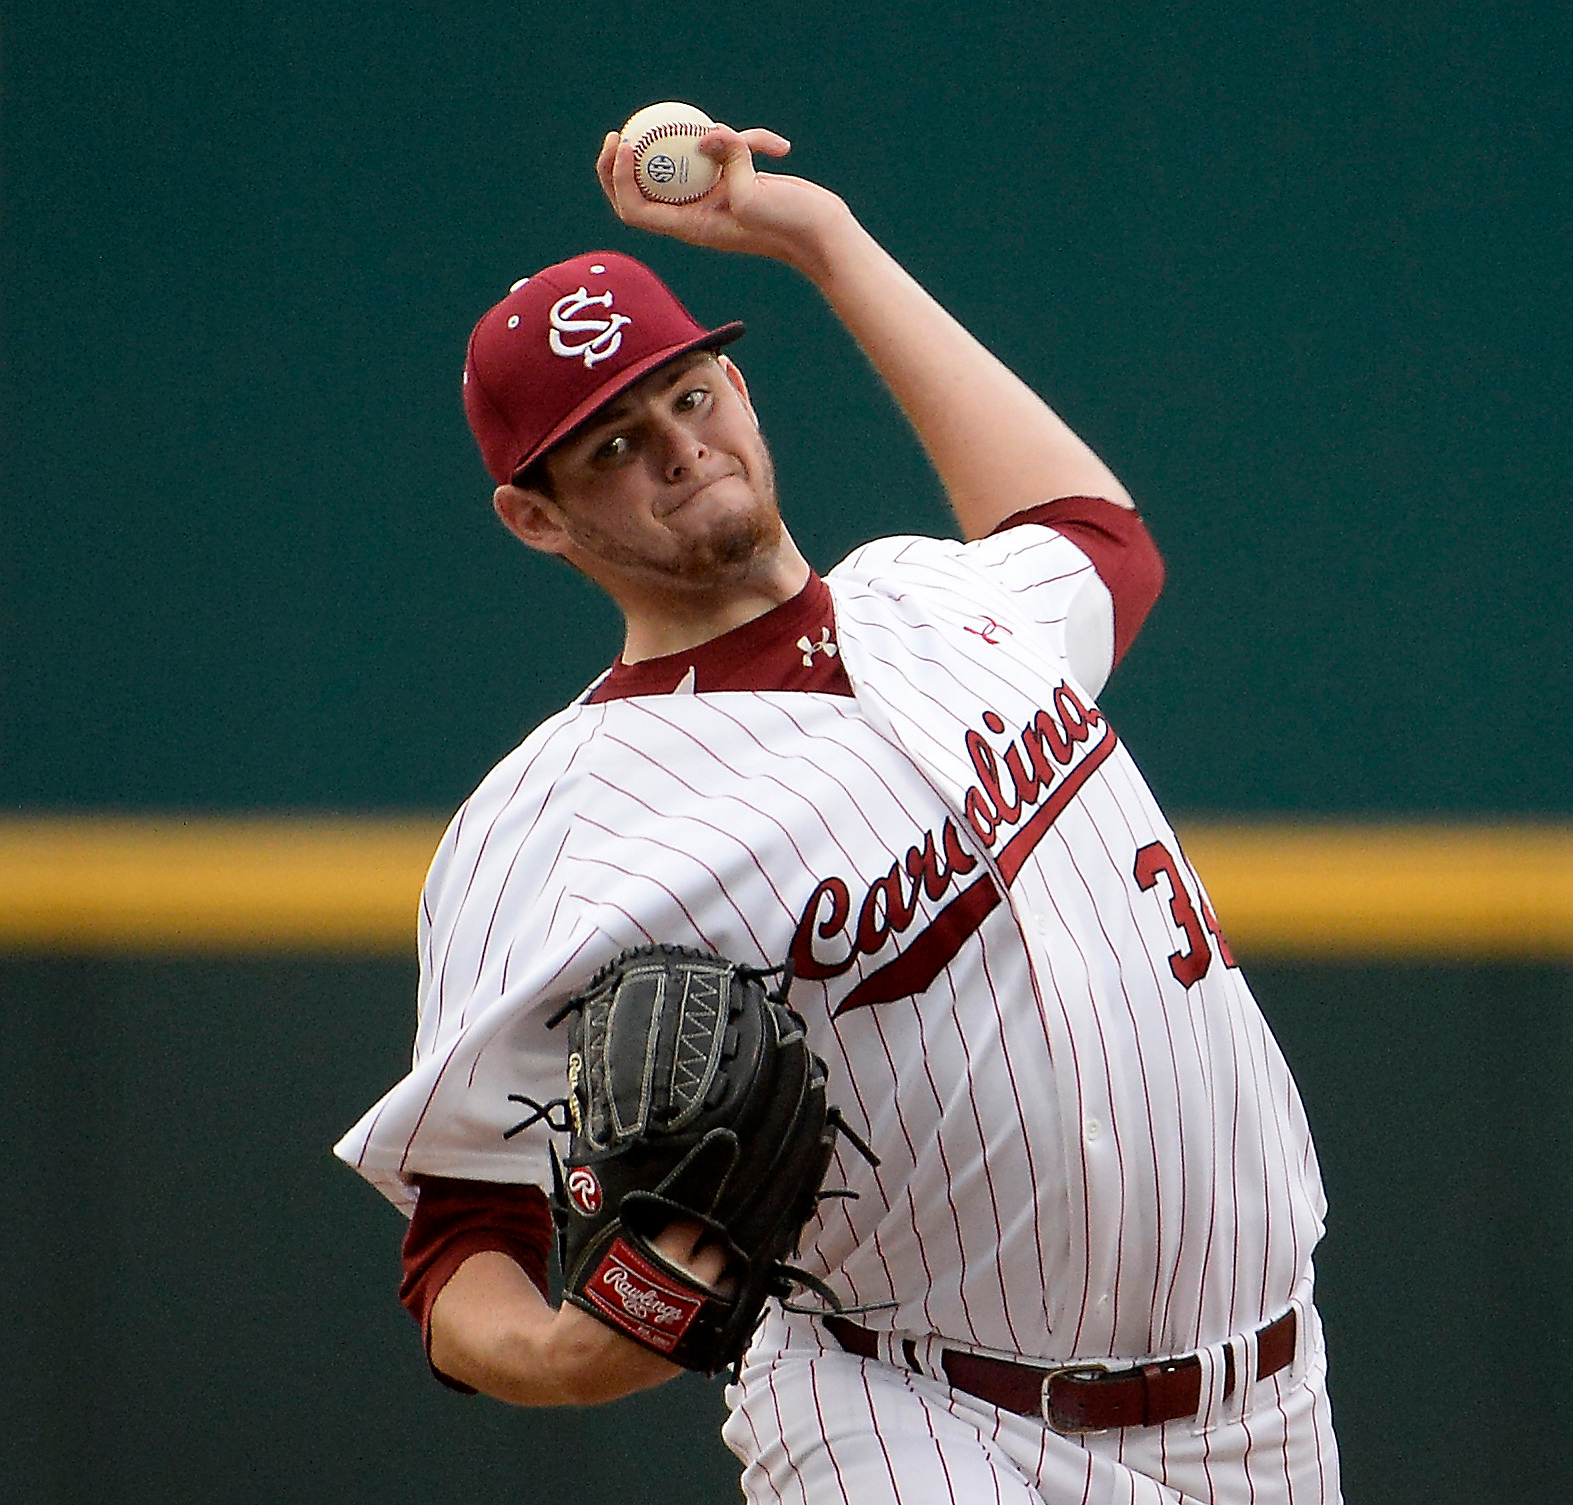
left=616, top=548, right=812, bottom=665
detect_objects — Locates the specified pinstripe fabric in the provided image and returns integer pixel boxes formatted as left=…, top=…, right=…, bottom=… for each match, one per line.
left=335, top=519, right=1336, bottom=1500
left=723, top=1305, right=1337, bottom=1504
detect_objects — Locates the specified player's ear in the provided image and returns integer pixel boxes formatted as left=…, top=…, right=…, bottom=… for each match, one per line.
left=493, top=483, right=571, bottom=556
left=717, top=355, right=759, bottom=427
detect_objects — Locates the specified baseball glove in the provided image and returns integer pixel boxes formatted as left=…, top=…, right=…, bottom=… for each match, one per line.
left=541, top=944, right=872, bottom=1377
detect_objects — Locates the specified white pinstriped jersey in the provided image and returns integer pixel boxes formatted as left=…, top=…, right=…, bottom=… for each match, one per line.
left=336, top=517, right=1326, bottom=1369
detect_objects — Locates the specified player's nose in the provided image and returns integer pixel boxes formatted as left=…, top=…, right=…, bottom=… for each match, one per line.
left=654, top=414, right=708, bottom=480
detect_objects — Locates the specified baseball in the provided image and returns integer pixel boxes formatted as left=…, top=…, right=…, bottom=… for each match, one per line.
left=620, top=101, right=722, bottom=205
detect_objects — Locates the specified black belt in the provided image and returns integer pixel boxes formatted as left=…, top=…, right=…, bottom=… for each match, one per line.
left=824, top=1308, right=1297, bottom=1435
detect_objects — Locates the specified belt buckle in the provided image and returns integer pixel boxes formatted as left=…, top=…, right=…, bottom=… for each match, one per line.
left=1040, top=1361, right=1113, bottom=1435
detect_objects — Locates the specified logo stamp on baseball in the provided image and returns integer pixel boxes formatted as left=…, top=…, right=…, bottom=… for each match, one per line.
left=620, top=101, right=721, bottom=205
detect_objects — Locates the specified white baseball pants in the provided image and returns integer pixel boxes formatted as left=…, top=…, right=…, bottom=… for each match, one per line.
left=722, top=1308, right=1340, bottom=1504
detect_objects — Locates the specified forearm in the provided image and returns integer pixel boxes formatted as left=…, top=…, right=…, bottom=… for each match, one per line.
left=428, top=1250, right=682, bottom=1406
left=793, top=206, right=1133, bottom=537
left=600, top=122, right=1133, bottom=539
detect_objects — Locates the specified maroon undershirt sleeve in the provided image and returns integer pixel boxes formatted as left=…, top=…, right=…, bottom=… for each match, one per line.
left=399, top=1175, right=555, bottom=1393
left=991, top=496, right=1166, bottom=666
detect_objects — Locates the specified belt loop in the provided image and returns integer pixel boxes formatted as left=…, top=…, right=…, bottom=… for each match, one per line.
left=910, top=1333, right=946, bottom=1383
left=1223, top=1330, right=1258, bottom=1424
left=1190, top=1339, right=1230, bottom=1436
left=877, top=1328, right=908, bottom=1372
left=1288, top=1294, right=1311, bottom=1387
left=878, top=1327, right=937, bottom=1381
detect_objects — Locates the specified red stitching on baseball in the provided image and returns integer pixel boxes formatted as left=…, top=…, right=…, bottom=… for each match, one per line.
left=632, top=122, right=715, bottom=204
left=633, top=121, right=708, bottom=154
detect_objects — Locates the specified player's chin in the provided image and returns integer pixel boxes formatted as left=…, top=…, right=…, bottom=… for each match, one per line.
left=667, top=488, right=781, bottom=569
left=698, top=505, right=783, bottom=573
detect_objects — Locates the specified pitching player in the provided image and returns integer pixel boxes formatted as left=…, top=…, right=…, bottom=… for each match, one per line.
left=338, top=121, right=1341, bottom=1502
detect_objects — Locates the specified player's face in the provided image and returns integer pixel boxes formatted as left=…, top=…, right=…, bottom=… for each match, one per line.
left=525, top=352, right=782, bottom=594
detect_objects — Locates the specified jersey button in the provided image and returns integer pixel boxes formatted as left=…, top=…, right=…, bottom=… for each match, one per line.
left=1084, top=1117, right=1103, bottom=1142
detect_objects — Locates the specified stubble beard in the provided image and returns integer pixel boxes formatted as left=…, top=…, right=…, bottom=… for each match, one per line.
left=574, top=443, right=784, bottom=589
left=682, top=459, right=782, bottom=581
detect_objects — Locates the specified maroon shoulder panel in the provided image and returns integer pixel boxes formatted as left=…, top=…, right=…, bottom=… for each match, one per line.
left=991, top=496, right=1166, bottom=665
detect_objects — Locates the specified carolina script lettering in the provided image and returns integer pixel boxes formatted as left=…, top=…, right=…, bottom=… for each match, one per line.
left=790, top=681, right=1117, bottom=1015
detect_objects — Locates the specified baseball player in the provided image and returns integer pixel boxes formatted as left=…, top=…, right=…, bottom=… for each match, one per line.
left=338, top=121, right=1340, bottom=1502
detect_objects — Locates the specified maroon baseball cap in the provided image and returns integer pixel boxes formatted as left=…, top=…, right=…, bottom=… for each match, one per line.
left=462, top=250, right=746, bottom=483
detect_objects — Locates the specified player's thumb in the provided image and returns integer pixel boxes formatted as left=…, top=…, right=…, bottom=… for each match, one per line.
left=699, top=124, right=761, bottom=194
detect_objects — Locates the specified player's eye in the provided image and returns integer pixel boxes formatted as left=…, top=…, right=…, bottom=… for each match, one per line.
left=593, top=434, right=631, bottom=463
left=674, top=386, right=709, bottom=413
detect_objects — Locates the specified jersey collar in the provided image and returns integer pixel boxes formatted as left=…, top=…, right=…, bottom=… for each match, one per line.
left=585, top=572, right=853, bottom=703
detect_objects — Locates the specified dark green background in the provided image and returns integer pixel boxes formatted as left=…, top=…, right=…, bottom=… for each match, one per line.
left=4, top=0, right=1568, bottom=814
left=5, top=2, right=1570, bottom=1501
left=5, top=958, right=1569, bottom=1502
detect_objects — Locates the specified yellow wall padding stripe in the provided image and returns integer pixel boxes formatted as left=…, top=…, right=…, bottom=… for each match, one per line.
left=1180, top=822, right=1573, bottom=961
left=1, top=817, right=1569, bottom=959
left=0, top=817, right=446, bottom=955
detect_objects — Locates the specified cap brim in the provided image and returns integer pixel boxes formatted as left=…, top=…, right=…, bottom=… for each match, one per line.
left=509, top=321, right=746, bottom=481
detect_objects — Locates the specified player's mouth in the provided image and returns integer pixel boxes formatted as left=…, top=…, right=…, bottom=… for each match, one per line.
left=657, top=469, right=746, bottom=519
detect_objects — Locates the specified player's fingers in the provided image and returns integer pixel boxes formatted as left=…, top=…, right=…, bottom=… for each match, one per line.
left=698, top=125, right=790, bottom=158
left=698, top=123, right=755, bottom=164
left=654, top=1217, right=735, bottom=1291
left=605, top=134, right=670, bottom=223
left=594, top=130, right=620, bottom=205
left=737, top=127, right=792, bottom=158
left=696, top=1249, right=738, bottom=1294
left=696, top=124, right=760, bottom=203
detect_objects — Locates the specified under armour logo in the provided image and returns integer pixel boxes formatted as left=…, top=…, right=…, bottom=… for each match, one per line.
left=798, top=629, right=838, bottom=667
left=548, top=287, right=631, bottom=369
left=964, top=616, right=1012, bottom=645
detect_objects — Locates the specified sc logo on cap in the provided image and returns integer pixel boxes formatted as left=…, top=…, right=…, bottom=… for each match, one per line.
left=548, top=287, right=632, bottom=369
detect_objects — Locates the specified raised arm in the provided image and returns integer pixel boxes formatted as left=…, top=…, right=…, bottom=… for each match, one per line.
left=597, top=125, right=1133, bottom=539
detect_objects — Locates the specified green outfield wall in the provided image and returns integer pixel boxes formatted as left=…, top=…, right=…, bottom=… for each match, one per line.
left=3, top=956, right=1567, bottom=1503
left=3, top=0, right=1568, bottom=816
left=4, top=0, right=1570, bottom=1499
